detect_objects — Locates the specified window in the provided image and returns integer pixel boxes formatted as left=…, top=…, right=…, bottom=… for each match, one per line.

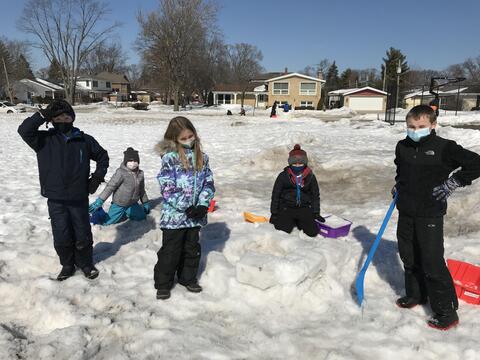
left=217, top=93, right=232, bottom=104
left=106, top=82, right=111, bottom=88
left=92, top=80, right=98, bottom=87
left=300, top=82, right=316, bottom=95
left=300, top=101, right=313, bottom=107
left=86, top=80, right=90, bottom=87
left=273, top=82, right=289, bottom=95
left=258, top=94, right=266, bottom=102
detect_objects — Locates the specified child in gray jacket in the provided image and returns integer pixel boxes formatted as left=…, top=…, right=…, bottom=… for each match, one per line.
left=89, top=147, right=150, bottom=225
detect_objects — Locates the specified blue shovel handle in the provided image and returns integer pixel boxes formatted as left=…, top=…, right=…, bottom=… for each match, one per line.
left=355, top=193, right=398, bottom=306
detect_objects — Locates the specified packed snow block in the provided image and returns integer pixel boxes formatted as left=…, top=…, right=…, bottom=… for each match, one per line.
left=236, top=248, right=326, bottom=290
left=447, top=259, right=480, bottom=305
left=316, top=215, right=352, bottom=238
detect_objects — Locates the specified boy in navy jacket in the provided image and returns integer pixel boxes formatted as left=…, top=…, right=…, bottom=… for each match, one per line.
left=18, top=100, right=109, bottom=280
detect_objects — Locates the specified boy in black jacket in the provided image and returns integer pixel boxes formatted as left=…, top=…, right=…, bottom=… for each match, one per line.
left=393, top=105, right=480, bottom=330
left=270, top=144, right=324, bottom=237
left=18, top=100, right=109, bottom=281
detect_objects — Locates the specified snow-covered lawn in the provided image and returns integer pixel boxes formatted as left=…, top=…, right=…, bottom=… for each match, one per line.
left=0, top=105, right=479, bottom=359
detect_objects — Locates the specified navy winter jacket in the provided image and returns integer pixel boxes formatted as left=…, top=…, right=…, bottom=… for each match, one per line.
left=18, top=112, right=109, bottom=200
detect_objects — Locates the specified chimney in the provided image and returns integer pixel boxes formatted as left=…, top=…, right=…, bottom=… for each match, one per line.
left=317, top=70, right=323, bottom=80
left=284, top=67, right=288, bottom=74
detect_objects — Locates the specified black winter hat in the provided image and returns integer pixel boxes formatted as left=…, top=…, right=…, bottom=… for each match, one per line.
left=123, top=147, right=140, bottom=164
left=47, top=99, right=76, bottom=121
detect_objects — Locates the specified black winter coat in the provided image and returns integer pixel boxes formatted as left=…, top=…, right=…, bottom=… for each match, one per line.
left=18, top=112, right=109, bottom=200
left=395, top=130, right=480, bottom=217
left=270, top=167, right=320, bottom=215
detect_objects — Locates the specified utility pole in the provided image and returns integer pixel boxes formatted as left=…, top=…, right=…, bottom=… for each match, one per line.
left=2, top=57, right=13, bottom=103
left=382, top=62, right=387, bottom=91
left=395, top=59, right=401, bottom=110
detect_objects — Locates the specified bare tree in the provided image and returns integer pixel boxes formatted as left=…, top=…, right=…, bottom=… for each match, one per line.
left=228, top=43, right=264, bottom=107
left=137, top=0, right=218, bottom=111
left=18, top=0, right=119, bottom=104
left=463, top=56, right=480, bottom=81
left=83, top=41, right=128, bottom=75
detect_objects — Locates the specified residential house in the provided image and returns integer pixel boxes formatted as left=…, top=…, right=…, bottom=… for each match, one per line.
left=265, top=72, right=325, bottom=109
left=76, top=74, right=112, bottom=100
left=328, top=87, right=387, bottom=113
left=404, top=87, right=480, bottom=111
left=96, top=72, right=131, bottom=102
left=13, top=78, right=65, bottom=104
left=212, top=71, right=325, bottom=109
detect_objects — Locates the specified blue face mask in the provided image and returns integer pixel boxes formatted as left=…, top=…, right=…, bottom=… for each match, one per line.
left=290, top=165, right=305, bottom=174
left=407, top=128, right=431, bottom=142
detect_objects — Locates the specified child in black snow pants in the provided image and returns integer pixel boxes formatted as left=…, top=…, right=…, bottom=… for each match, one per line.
left=18, top=100, right=109, bottom=281
left=393, top=104, right=480, bottom=330
left=270, top=144, right=324, bottom=237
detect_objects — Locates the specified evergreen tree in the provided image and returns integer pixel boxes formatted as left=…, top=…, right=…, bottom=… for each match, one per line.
left=340, top=68, right=357, bottom=88
left=14, top=54, right=34, bottom=80
left=381, top=47, right=409, bottom=88
left=47, top=58, right=64, bottom=83
left=325, top=61, right=340, bottom=90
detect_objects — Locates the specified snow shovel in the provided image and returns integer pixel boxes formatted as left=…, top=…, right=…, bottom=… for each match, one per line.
left=355, top=193, right=397, bottom=306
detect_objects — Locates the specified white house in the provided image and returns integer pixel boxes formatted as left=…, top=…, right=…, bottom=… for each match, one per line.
left=76, top=75, right=112, bottom=99
left=328, top=86, right=387, bottom=112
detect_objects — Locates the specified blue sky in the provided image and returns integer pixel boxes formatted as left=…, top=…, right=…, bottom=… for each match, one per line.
left=2, top=0, right=479, bottom=72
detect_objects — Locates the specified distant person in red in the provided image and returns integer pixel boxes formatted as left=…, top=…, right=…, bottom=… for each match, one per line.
left=270, top=101, right=278, bottom=118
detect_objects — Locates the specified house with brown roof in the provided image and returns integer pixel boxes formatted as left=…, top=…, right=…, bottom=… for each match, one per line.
left=96, top=72, right=131, bottom=101
left=212, top=71, right=325, bottom=109
left=328, top=87, right=387, bottom=113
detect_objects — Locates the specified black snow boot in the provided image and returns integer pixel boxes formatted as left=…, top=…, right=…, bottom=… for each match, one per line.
left=180, top=281, right=202, bottom=293
left=156, top=289, right=171, bottom=300
left=396, top=296, right=427, bottom=309
left=82, top=266, right=99, bottom=280
left=427, top=312, right=459, bottom=330
left=57, top=266, right=76, bottom=281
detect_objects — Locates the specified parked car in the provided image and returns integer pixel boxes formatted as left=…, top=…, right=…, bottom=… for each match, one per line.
left=0, top=101, right=26, bottom=113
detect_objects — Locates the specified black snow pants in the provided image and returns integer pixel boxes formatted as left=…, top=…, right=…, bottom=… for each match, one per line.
left=154, top=227, right=201, bottom=290
left=270, top=207, right=318, bottom=237
left=47, top=198, right=94, bottom=269
left=397, top=213, right=458, bottom=315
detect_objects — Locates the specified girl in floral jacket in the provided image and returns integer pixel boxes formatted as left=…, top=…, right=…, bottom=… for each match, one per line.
left=153, top=116, right=215, bottom=300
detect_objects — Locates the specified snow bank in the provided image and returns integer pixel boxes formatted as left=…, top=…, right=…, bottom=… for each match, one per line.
left=1, top=108, right=480, bottom=359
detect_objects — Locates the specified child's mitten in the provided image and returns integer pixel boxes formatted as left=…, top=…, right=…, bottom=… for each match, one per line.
left=432, top=177, right=461, bottom=202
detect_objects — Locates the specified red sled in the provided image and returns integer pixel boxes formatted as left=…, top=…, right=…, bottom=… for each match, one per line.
left=208, top=199, right=216, bottom=213
left=447, top=259, right=480, bottom=305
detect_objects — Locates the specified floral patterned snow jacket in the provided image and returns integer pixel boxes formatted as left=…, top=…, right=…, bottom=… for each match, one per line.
left=155, top=140, right=215, bottom=229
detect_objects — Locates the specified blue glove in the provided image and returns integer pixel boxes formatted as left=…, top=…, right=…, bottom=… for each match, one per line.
left=432, top=177, right=461, bottom=202
left=89, top=198, right=104, bottom=213
left=143, top=202, right=151, bottom=214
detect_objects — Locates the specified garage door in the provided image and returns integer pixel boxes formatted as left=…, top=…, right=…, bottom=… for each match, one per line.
left=348, top=97, right=384, bottom=111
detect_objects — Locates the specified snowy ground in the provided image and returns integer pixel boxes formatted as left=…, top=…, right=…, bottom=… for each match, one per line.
left=0, top=105, right=479, bottom=359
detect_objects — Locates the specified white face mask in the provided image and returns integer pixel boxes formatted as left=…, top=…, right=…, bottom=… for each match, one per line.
left=126, top=161, right=139, bottom=170
left=179, top=138, right=195, bottom=149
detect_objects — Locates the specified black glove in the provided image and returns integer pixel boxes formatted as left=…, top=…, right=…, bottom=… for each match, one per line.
left=391, top=184, right=398, bottom=198
left=186, top=205, right=208, bottom=220
left=314, top=214, right=325, bottom=223
left=88, top=175, right=103, bottom=194
left=39, top=108, right=53, bottom=122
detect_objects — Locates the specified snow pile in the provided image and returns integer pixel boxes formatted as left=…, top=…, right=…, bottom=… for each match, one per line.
left=1, top=109, right=480, bottom=359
